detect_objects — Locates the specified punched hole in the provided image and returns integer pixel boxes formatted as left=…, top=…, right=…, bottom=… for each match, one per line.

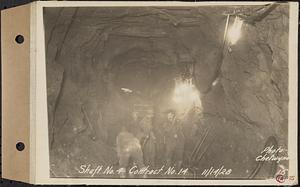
left=16, top=142, right=25, bottom=151
left=15, top=35, right=24, bottom=44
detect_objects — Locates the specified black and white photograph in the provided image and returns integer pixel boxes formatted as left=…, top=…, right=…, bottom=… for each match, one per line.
left=43, top=2, right=295, bottom=181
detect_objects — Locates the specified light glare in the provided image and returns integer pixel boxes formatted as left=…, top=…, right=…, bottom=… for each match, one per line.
left=172, top=78, right=202, bottom=112
left=227, top=16, right=243, bottom=45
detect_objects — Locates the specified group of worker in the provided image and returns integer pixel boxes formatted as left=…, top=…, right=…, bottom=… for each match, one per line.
left=116, top=109, right=185, bottom=178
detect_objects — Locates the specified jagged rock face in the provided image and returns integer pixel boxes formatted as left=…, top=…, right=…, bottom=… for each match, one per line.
left=44, top=5, right=289, bottom=178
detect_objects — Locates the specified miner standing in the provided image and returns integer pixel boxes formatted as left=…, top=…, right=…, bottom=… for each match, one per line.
left=163, top=110, right=185, bottom=169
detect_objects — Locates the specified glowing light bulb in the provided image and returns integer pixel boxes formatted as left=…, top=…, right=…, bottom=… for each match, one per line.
left=227, top=16, right=243, bottom=45
left=172, top=78, right=202, bottom=112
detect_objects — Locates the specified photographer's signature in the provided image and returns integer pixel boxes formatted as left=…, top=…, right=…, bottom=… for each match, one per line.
left=256, top=145, right=289, bottom=163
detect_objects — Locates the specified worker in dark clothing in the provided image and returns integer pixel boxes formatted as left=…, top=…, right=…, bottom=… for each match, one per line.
left=163, top=110, right=185, bottom=169
left=139, top=112, right=156, bottom=167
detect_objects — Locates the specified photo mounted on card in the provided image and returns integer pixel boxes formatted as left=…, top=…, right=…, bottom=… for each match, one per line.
left=1, top=1, right=298, bottom=185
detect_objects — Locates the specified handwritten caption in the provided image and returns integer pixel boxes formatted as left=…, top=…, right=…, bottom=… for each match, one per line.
left=77, top=164, right=189, bottom=177
left=256, top=145, right=289, bottom=163
left=201, top=165, right=232, bottom=178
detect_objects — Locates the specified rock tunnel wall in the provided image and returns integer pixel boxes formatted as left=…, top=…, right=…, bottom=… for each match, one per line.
left=44, top=5, right=289, bottom=178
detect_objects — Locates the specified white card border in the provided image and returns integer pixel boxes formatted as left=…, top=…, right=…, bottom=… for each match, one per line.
left=33, top=1, right=298, bottom=185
